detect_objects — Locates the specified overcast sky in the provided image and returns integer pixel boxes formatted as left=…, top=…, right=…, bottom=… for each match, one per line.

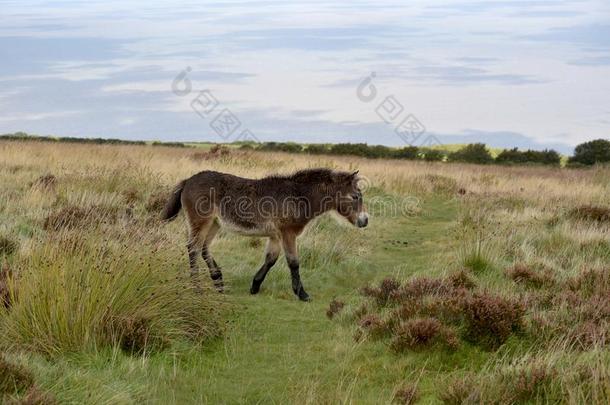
left=1, top=0, right=609, bottom=153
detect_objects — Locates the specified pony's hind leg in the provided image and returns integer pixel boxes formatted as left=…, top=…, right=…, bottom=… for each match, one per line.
left=186, top=217, right=213, bottom=292
left=202, top=219, right=224, bottom=292
left=250, top=237, right=281, bottom=295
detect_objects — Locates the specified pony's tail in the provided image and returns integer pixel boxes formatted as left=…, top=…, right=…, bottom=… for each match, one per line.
left=161, top=180, right=185, bottom=221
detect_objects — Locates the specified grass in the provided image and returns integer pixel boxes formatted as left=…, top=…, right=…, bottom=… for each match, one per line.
left=0, top=140, right=609, bottom=403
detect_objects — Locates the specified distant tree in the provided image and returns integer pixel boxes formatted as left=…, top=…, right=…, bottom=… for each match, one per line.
left=496, top=148, right=527, bottom=164
left=448, top=143, right=493, bottom=164
left=258, top=142, right=303, bottom=153
left=305, top=144, right=328, bottom=154
left=496, top=148, right=560, bottom=166
left=393, top=146, right=419, bottom=160
left=568, top=139, right=610, bottom=166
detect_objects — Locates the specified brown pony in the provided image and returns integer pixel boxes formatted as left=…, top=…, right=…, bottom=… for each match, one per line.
left=161, top=168, right=368, bottom=301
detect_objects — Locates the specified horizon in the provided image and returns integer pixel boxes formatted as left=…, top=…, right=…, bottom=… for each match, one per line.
left=2, top=1, right=610, bottom=154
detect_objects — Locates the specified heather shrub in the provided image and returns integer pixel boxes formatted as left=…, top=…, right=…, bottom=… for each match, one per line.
left=461, top=292, right=525, bottom=349
left=393, top=383, right=419, bottom=404
left=440, top=375, right=478, bottom=404
left=447, top=270, right=476, bottom=290
left=43, top=205, right=120, bottom=231
left=0, top=354, right=33, bottom=396
left=0, top=262, right=15, bottom=309
left=530, top=268, right=610, bottom=348
left=390, top=318, right=459, bottom=352
left=505, top=263, right=555, bottom=289
left=31, top=174, right=57, bottom=191
left=357, top=273, right=525, bottom=352
left=0, top=236, right=18, bottom=257
left=361, top=277, right=401, bottom=306
left=359, top=314, right=389, bottom=339
left=568, top=205, right=610, bottom=224
left=326, top=298, right=345, bottom=319
left=6, top=386, right=57, bottom=405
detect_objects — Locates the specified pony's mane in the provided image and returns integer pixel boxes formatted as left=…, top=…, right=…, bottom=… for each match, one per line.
left=263, top=168, right=345, bottom=184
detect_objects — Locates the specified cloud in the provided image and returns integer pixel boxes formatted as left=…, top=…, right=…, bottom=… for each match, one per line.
left=411, top=65, right=546, bottom=86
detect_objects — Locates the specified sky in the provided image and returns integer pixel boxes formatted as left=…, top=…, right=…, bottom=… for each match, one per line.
left=1, top=0, right=609, bottom=153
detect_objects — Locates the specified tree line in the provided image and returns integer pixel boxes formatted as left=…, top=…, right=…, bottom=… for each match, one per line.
left=242, top=139, right=610, bottom=167
left=2, top=132, right=609, bottom=166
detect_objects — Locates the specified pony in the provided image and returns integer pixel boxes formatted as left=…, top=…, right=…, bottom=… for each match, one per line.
left=162, top=168, right=368, bottom=301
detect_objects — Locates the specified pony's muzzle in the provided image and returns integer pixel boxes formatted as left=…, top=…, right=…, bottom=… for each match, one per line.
left=356, top=212, right=369, bottom=228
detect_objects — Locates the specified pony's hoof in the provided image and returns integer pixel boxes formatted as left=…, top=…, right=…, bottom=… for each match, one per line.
left=298, top=291, right=311, bottom=302
left=250, top=282, right=261, bottom=295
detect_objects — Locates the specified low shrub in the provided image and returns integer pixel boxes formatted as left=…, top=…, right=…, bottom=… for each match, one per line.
left=145, top=191, right=169, bottom=214
left=6, top=386, right=57, bottom=405
left=390, top=317, right=458, bottom=352
left=355, top=275, right=525, bottom=351
left=361, top=277, right=401, bottom=306
left=43, top=205, right=119, bottom=231
left=568, top=205, right=610, bottom=224
left=1, top=262, right=15, bottom=309
left=462, top=292, right=524, bottom=349
left=505, top=264, right=555, bottom=289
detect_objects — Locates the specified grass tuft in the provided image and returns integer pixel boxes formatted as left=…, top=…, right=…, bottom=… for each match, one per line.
left=1, top=232, right=225, bottom=355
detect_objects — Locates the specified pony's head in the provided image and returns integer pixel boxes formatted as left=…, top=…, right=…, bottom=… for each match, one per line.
left=334, top=170, right=368, bottom=228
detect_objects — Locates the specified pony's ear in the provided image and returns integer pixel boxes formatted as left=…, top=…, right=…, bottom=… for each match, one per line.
left=351, top=170, right=359, bottom=178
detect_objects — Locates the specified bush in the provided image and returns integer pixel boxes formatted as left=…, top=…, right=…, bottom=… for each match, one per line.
left=496, top=148, right=561, bottom=166
left=448, top=143, right=493, bottom=164
left=569, top=139, right=610, bottom=166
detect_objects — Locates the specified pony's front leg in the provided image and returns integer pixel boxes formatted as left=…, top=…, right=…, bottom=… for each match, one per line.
left=281, top=232, right=310, bottom=302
